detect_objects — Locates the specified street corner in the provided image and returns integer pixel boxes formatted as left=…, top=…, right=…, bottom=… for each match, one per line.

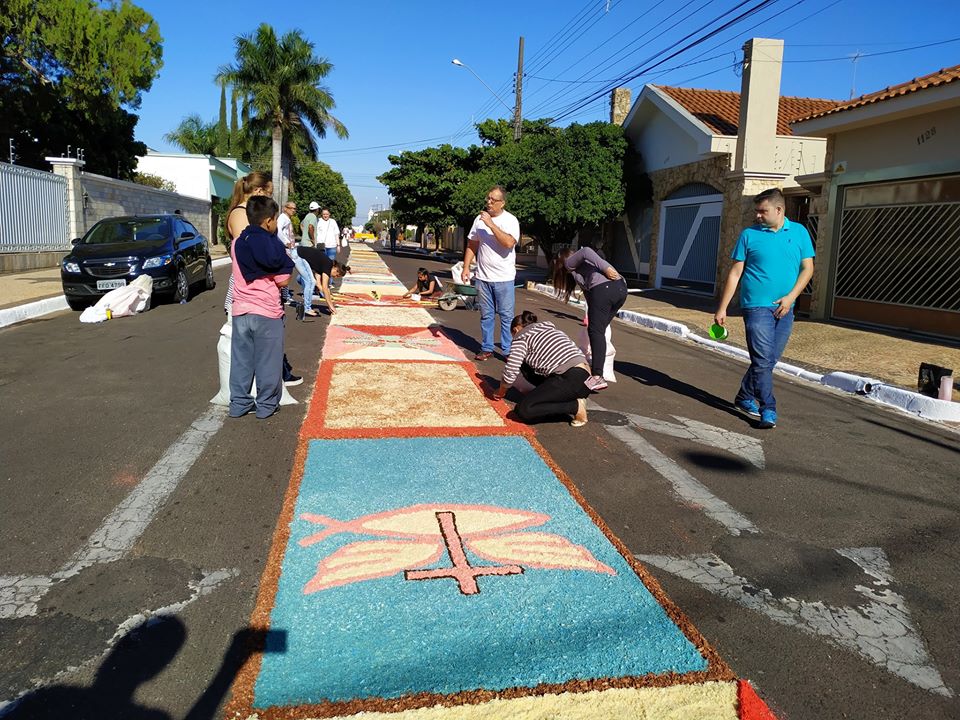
left=225, top=435, right=738, bottom=719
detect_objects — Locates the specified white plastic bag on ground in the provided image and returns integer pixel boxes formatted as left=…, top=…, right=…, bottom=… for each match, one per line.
left=79, top=275, right=153, bottom=323
left=578, top=306, right=617, bottom=382
left=450, top=261, right=476, bottom=286
left=210, top=315, right=299, bottom=407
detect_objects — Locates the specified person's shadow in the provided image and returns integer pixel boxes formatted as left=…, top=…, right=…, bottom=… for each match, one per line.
left=615, top=360, right=743, bottom=420
left=3, top=617, right=282, bottom=720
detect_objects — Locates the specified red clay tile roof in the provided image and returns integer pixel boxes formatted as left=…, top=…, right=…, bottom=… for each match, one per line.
left=653, top=85, right=840, bottom=136
left=792, top=63, right=960, bottom=122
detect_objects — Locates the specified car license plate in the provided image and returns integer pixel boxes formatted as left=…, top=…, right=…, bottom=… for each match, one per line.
left=96, top=279, right=126, bottom=291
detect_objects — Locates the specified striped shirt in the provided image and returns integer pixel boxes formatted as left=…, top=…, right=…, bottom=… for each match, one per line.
left=502, top=321, right=586, bottom=386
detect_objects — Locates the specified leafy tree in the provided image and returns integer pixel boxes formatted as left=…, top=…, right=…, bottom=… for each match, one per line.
left=289, top=161, right=356, bottom=229
left=217, top=24, right=348, bottom=203
left=217, top=81, right=229, bottom=155
left=163, top=114, right=220, bottom=155
left=451, top=121, right=627, bottom=259
left=0, top=0, right=162, bottom=176
left=132, top=172, right=176, bottom=192
left=0, top=75, right=146, bottom=177
left=0, top=0, right=163, bottom=109
left=475, top=118, right=559, bottom=147
left=378, top=144, right=475, bottom=245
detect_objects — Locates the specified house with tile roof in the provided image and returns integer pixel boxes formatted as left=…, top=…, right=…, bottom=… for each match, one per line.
left=605, top=38, right=840, bottom=301
left=790, top=64, right=960, bottom=339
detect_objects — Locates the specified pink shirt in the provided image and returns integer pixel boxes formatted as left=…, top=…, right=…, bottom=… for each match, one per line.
left=230, top=240, right=290, bottom=319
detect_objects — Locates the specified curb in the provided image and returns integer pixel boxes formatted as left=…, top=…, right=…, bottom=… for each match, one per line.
left=528, top=283, right=960, bottom=424
left=0, top=257, right=233, bottom=330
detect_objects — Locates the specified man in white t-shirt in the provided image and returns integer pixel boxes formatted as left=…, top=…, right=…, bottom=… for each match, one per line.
left=316, top=208, right=340, bottom=261
left=278, top=201, right=316, bottom=314
left=462, top=185, right=520, bottom=360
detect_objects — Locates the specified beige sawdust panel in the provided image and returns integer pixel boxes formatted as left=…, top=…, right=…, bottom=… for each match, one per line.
left=340, top=283, right=407, bottom=297
left=320, top=682, right=739, bottom=719
left=331, top=305, right=436, bottom=327
left=325, top=362, right=503, bottom=428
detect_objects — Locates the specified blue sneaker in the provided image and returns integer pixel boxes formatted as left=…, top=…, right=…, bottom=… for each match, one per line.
left=758, top=409, right=777, bottom=429
left=734, top=398, right=760, bottom=418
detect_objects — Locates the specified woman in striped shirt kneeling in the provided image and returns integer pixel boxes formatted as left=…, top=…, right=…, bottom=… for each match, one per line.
left=493, top=311, right=591, bottom=427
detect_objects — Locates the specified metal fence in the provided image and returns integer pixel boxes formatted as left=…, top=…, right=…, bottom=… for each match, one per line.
left=0, top=162, right=69, bottom=252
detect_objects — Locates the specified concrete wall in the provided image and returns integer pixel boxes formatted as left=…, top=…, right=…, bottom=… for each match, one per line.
left=1, top=159, right=213, bottom=273
left=81, top=172, right=211, bottom=239
left=832, top=106, right=960, bottom=174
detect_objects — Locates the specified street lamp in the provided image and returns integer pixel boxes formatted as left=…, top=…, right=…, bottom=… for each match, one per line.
left=451, top=58, right=514, bottom=115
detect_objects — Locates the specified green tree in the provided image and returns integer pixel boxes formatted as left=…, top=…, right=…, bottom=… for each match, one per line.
left=217, top=81, right=229, bottom=155
left=378, top=144, right=475, bottom=246
left=0, top=0, right=163, bottom=109
left=451, top=121, right=627, bottom=258
left=217, top=24, right=348, bottom=203
left=0, top=0, right=162, bottom=176
left=132, top=172, right=176, bottom=192
left=163, top=114, right=220, bottom=155
left=289, top=161, right=356, bottom=229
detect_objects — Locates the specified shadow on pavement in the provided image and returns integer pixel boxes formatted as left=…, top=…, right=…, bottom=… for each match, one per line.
left=2, top=617, right=283, bottom=720
left=614, top=360, right=740, bottom=419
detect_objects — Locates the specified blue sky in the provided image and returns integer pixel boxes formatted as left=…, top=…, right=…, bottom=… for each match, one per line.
left=133, top=0, right=960, bottom=223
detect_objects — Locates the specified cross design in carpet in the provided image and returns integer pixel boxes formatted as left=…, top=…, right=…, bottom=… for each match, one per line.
left=298, top=503, right=616, bottom=595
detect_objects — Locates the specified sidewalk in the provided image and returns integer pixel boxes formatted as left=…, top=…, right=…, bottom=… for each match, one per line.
left=615, top=287, right=960, bottom=403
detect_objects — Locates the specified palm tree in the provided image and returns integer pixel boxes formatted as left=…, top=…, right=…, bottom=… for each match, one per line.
left=217, top=24, right=347, bottom=203
left=163, top=114, right=220, bottom=155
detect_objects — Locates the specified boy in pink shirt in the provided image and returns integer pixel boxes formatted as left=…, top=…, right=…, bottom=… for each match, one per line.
left=229, top=196, right=294, bottom=419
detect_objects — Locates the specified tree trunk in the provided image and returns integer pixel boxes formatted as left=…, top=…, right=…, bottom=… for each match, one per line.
left=271, top=124, right=283, bottom=203
left=280, top=154, right=291, bottom=206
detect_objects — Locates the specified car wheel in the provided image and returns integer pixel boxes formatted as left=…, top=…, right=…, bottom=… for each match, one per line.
left=66, top=297, right=87, bottom=311
left=173, top=267, right=190, bottom=303
left=203, top=260, right=215, bottom=290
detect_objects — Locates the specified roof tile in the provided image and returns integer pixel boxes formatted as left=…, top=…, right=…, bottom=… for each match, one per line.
left=793, top=63, right=960, bottom=122
left=653, top=85, right=840, bottom=136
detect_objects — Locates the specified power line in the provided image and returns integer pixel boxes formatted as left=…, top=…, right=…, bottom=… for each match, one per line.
left=549, top=0, right=783, bottom=124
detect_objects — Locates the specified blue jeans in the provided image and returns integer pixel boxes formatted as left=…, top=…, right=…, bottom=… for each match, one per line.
left=737, top=307, right=794, bottom=413
left=324, top=247, right=337, bottom=261
left=290, top=248, right=314, bottom=312
left=229, top=313, right=285, bottom=419
left=476, top=279, right=515, bottom=354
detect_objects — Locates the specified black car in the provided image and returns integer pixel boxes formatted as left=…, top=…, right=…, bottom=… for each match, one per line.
left=61, top=214, right=214, bottom=310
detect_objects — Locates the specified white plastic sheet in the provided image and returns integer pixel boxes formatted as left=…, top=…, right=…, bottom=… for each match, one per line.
left=79, top=275, right=153, bottom=323
left=209, top=315, right=299, bottom=407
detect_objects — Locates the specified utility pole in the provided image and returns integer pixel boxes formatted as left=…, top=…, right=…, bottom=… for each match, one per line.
left=513, top=36, right=525, bottom=141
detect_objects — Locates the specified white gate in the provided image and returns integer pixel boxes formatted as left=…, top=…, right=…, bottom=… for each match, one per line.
left=655, top=193, right=723, bottom=293
left=0, top=162, right=69, bottom=252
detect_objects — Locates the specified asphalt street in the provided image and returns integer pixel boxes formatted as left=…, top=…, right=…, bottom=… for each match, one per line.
left=0, top=250, right=958, bottom=719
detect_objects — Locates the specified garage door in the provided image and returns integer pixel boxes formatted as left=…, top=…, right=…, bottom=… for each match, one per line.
left=833, top=174, right=960, bottom=338
left=656, top=192, right=723, bottom=294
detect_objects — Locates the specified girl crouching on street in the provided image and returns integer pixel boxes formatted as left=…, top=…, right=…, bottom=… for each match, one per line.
left=493, top=311, right=591, bottom=427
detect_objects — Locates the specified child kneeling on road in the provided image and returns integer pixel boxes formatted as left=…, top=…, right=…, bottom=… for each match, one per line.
left=229, top=196, right=294, bottom=419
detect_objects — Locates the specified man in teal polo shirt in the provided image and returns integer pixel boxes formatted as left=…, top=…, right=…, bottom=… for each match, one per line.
left=715, top=188, right=815, bottom=428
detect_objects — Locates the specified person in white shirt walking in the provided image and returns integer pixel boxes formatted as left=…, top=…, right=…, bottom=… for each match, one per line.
left=462, top=186, right=520, bottom=360
left=316, top=208, right=340, bottom=261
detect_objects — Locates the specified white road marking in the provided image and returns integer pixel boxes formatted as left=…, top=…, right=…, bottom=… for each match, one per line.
left=0, top=568, right=239, bottom=711
left=638, top=549, right=953, bottom=697
left=0, top=406, right=227, bottom=618
left=603, top=423, right=760, bottom=536
left=619, top=411, right=765, bottom=469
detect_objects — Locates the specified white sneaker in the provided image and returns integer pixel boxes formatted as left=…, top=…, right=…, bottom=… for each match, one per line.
left=584, top=375, right=608, bottom=392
